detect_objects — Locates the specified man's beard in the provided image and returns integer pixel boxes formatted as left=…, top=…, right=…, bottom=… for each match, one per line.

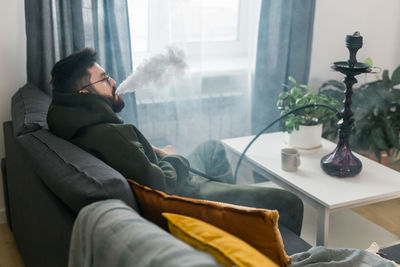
left=110, top=86, right=125, bottom=112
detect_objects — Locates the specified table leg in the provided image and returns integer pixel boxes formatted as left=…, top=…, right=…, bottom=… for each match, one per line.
left=398, top=222, right=400, bottom=238
left=316, top=207, right=330, bottom=246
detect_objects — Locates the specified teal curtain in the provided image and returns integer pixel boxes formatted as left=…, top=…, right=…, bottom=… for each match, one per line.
left=25, top=0, right=133, bottom=93
left=251, top=0, right=315, bottom=134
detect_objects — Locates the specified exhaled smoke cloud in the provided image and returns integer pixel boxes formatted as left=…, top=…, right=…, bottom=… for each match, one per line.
left=116, top=45, right=187, bottom=94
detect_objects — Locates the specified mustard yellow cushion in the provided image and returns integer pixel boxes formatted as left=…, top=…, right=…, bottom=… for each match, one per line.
left=163, top=213, right=279, bottom=267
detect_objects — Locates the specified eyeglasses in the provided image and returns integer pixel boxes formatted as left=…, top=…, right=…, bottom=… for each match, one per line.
left=79, top=75, right=111, bottom=91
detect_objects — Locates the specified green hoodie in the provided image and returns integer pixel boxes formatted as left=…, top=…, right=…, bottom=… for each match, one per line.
left=47, top=91, right=190, bottom=193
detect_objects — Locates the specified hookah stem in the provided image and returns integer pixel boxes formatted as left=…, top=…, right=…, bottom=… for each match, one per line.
left=233, top=104, right=341, bottom=183
left=340, top=75, right=357, bottom=140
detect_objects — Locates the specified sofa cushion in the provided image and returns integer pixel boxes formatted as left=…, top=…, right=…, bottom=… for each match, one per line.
left=278, top=224, right=312, bottom=256
left=18, top=129, right=138, bottom=213
left=380, top=243, right=400, bottom=264
left=128, top=179, right=291, bottom=266
left=11, top=83, right=51, bottom=136
left=163, top=213, right=279, bottom=267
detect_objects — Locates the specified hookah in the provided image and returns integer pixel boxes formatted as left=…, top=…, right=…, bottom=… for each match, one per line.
left=320, top=32, right=372, bottom=177
left=228, top=32, right=373, bottom=183
left=226, top=32, right=374, bottom=183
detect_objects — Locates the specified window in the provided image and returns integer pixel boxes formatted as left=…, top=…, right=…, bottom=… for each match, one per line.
left=127, top=0, right=260, bottom=72
left=128, top=0, right=149, bottom=52
left=168, top=0, right=239, bottom=43
left=123, top=0, right=261, bottom=150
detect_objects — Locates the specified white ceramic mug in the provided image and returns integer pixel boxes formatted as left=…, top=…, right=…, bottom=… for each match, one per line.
left=281, top=148, right=301, bottom=172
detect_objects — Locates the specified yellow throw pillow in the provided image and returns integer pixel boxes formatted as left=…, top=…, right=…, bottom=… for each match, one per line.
left=127, top=179, right=291, bottom=266
left=163, top=213, right=279, bottom=267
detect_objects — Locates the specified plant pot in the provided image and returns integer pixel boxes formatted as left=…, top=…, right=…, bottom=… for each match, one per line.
left=284, top=124, right=322, bottom=150
left=357, top=148, right=394, bottom=165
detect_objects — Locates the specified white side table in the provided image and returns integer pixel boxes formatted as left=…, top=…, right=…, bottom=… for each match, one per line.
left=222, top=132, right=400, bottom=246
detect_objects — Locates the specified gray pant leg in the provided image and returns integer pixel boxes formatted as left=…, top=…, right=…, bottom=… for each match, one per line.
left=186, top=140, right=234, bottom=184
left=179, top=141, right=304, bottom=234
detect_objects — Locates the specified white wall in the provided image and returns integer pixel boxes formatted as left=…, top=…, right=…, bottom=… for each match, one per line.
left=0, top=0, right=26, bottom=223
left=309, top=0, right=400, bottom=90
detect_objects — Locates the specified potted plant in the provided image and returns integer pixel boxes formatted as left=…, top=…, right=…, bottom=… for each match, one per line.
left=277, top=76, right=340, bottom=149
left=318, top=64, right=400, bottom=163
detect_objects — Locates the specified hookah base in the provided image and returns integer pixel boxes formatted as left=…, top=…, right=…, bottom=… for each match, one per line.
left=320, top=144, right=362, bottom=178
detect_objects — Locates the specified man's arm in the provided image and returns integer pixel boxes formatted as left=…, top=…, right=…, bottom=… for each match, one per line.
left=71, top=124, right=189, bottom=193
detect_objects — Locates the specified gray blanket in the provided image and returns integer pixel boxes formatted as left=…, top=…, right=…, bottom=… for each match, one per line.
left=290, top=246, right=396, bottom=267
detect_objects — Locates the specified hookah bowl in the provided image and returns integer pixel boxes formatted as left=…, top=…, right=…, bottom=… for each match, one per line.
left=320, top=32, right=371, bottom=177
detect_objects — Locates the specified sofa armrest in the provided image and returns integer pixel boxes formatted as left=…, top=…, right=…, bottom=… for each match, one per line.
left=69, top=199, right=219, bottom=267
left=11, top=83, right=51, bottom=136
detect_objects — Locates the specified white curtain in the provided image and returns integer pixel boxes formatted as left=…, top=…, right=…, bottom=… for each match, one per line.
left=123, top=0, right=261, bottom=155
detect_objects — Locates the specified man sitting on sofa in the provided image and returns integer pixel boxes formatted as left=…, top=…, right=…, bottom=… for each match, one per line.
left=46, top=48, right=304, bottom=235
left=47, top=47, right=234, bottom=195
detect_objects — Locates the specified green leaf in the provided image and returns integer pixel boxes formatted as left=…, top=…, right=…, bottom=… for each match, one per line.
left=305, top=91, right=314, bottom=98
left=299, top=84, right=311, bottom=91
left=364, top=57, right=374, bottom=67
left=319, top=80, right=346, bottom=92
left=391, top=65, right=400, bottom=86
left=280, top=92, right=289, bottom=99
left=276, top=100, right=283, bottom=109
left=296, top=98, right=307, bottom=106
left=382, top=70, right=390, bottom=88
left=288, top=76, right=297, bottom=84
left=371, top=128, right=388, bottom=151
left=318, top=95, right=329, bottom=101
left=291, top=87, right=303, bottom=98
left=366, top=136, right=378, bottom=154
left=286, top=120, right=294, bottom=129
left=385, top=121, right=400, bottom=149
left=375, top=150, right=382, bottom=163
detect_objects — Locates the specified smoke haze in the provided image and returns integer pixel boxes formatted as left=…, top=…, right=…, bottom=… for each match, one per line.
left=116, top=45, right=188, bottom=94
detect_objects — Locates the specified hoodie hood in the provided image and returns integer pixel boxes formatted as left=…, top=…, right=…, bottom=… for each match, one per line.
left=47, top=91, right=123, bottom=140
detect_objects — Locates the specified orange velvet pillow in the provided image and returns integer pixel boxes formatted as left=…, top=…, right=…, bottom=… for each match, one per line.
left=127, top=179, right=291, bottom=267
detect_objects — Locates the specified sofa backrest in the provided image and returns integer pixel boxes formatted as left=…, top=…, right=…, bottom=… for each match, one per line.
left=11, top=83, right=138, bottom=213
left=18, top=129, right=138, bottom=213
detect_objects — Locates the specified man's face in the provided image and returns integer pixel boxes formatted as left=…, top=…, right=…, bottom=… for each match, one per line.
left=83, top=63, right=125, bottom=112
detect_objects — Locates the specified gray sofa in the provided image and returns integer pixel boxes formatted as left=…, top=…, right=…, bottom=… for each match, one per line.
left=2, top=83, right=318, bottom=267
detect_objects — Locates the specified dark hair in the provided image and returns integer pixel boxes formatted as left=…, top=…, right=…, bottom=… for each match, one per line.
left=51, top=48, right=97, bottom=93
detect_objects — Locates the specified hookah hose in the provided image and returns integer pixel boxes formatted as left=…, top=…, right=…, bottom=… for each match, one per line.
left=189, top=167, right=220, bottom=181
left=188, top=104, right=341, bottom=183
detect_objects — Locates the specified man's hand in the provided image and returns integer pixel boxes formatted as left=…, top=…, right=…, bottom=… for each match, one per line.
left=152, top=145, right=178, bottom=157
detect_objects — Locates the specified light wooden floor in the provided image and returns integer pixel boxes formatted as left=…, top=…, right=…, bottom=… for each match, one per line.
left=1, top=163, right=399, bottom=267
left=352, top=198, right=400, bottom=236
left=352, top=161, right=400, bottom=237
left=0, top=224, right=24, bottom=267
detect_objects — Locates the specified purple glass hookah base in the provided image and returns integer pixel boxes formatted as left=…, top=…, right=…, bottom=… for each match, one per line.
left=320, top=139, right=362, bottom=177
